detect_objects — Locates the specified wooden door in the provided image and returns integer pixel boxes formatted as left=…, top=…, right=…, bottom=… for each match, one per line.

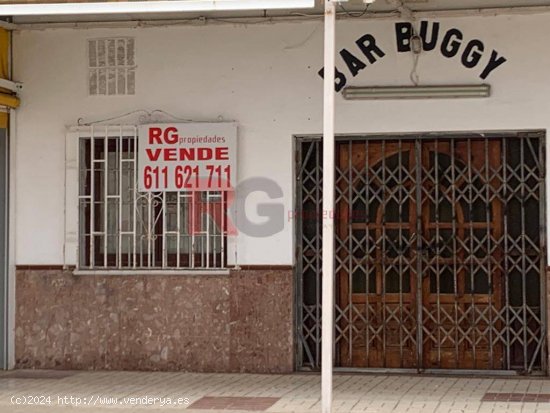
left=337, top=140, right=418, bottom=368
left=419, top=139, right=504, bottom=370
left=336, top=138, right=504, bottom=370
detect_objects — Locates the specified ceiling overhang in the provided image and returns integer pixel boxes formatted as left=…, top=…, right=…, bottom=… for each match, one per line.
left=0, top=0, right=316, bottom=16
left=3, top=0, right=550, bottom=26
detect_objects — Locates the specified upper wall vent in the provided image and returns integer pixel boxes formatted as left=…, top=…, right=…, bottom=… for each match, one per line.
left=88, top=38, right=135, bottom=96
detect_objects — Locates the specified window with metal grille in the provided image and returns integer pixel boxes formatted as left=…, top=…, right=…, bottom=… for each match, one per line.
left=78, top=127, right=227, bottom=270
left=88, top=38, right=136, bottom=96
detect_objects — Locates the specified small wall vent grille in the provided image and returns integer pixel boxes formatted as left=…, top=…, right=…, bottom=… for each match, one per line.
left=88, top=38, right=135, bottom=96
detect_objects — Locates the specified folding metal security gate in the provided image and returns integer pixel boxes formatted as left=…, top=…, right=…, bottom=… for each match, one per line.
left=296, top=132, right=547, bottom=373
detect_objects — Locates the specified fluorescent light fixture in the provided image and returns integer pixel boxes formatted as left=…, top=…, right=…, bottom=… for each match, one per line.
left=0, top=0, right=315, bottom=16
left=342, top=84, right=491, bottom=100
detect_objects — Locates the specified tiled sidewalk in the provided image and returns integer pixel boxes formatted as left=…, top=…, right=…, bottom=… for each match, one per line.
left=0, top=370, right=549, bottom=413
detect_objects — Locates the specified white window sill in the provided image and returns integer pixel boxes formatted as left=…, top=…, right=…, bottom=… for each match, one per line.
left=73, top=269, right=230, bottom=276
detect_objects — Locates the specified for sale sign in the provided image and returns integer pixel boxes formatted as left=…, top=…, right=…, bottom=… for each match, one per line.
left=138, top=123, right=237, bottom=192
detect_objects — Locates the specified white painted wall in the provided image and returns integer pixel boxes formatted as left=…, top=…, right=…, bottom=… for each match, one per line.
left=11, top=13, right=550, bottom=265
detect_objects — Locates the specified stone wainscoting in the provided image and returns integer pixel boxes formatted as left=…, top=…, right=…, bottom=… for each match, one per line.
left=15, top=267, right=294, bottom=373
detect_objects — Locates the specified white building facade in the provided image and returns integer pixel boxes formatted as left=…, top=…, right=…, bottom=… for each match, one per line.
left=8, top=9, right=550, bottom=374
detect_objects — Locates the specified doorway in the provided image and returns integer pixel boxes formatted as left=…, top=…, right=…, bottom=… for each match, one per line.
left=296, top=132, right=546, bottom=373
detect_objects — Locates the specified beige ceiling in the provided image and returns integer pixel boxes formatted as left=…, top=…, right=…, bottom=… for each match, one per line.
left=5, top=0, right=550, bottom=25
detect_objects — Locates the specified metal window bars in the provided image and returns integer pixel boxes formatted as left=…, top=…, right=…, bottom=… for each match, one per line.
left=77, top=125, right=227, bottom=270
left=296, top=133, right=546, bottom=374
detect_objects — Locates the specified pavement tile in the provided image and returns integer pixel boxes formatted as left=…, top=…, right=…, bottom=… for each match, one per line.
left=0, top=371, right=548, bottom=413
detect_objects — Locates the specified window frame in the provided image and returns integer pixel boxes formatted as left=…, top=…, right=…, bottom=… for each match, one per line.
left=65, top=125, right=233, bottom=275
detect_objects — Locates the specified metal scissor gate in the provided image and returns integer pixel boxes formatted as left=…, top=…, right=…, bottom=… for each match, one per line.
left=296, top=132, right=547, bottom=373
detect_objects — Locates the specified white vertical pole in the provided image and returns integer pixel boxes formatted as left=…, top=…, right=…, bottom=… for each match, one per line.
left=7, top=108, right=16, bottom=369
left=321, top=1, right=335, bottom=413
